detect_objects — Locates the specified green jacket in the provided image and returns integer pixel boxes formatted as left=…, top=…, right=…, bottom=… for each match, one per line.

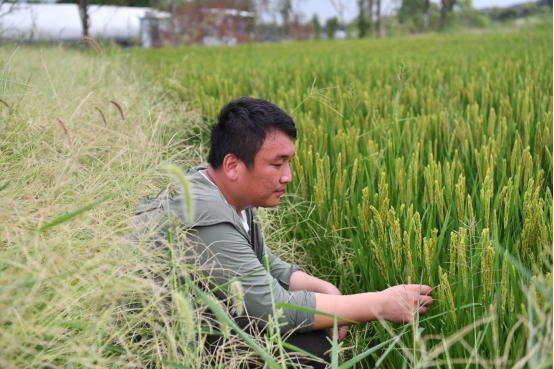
left=134, top=166, right=316, bottom=333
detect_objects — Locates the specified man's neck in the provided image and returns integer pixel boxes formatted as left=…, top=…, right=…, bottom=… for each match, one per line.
left=204, top=167, right=244, bottom=216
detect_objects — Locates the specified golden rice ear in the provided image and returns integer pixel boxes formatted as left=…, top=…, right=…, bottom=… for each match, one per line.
left=80, top=36, right=102, bottom=55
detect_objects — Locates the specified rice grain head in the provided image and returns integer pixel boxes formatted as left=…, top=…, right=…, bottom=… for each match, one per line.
left=439, top=266, right=457, bottom=327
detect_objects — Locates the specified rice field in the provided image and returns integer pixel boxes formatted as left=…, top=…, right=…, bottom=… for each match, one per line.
left=134, top=24, right=553, bottom=367
left=0, top=24, right=552, bottom=369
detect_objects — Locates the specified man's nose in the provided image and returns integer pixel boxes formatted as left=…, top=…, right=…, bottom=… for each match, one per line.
left=280, top=163, right=292, bottom=184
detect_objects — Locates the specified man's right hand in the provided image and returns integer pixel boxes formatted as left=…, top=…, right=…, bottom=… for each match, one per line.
left=312, top=284, right=434, bottom=330
left=379, top=284, right=434, bottom=324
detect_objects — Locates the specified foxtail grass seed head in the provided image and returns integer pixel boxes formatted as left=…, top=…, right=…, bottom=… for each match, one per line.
left=56, top=117, right=73, bottom=149
left=95, top=106, right=107, bottom=125
left=80, top=36, right=103, bottom=54
left=230, top=280, right=244, bottom=316
left=109, top=100, right=125, bottom=121
left=0, top=97, right=11, bottom=109
left=173, top=292, right=195, bottom=342
left=165, top=164, right=194, bottom=222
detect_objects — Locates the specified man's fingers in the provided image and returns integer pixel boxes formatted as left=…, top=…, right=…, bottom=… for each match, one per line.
left=418, top=295, right=434, bottom=306
left=417, top=285, right=433, bottom=297
left=418, top=306, right=429, bottom=315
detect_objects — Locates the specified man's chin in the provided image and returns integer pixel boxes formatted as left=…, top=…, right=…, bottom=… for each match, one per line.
left=259, top=199, right=281, bottom=208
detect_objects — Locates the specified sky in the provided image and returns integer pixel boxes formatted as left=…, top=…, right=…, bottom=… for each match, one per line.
left=296, top=0, right=534, bottom=22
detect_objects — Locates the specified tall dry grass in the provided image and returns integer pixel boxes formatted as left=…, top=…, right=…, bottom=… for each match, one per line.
left=0, top=45, right=214, bottom=368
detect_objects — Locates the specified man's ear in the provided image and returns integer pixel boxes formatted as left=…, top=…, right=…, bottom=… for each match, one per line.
left=222, top=153, right=239, bottom=181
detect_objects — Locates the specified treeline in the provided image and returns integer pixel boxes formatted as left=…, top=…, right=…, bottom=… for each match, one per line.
left=65, top=0, right=553, bottom=42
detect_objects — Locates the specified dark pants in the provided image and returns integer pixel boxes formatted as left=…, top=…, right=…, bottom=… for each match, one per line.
left=204, top=317, right=332, bottom=368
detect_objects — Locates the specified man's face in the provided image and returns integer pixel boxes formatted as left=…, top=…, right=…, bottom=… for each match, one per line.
left=236, top=131, right=295, bottom=209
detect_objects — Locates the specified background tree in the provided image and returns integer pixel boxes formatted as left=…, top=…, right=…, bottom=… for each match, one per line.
left=328, top=0, right=348, bottom=32
left=58, top=0, right=157, bottom=37
left=312, top=13, right=321, bottom=39
left=368, top=0, right=373, bottom=35
left=0, top=0, right=17, bottom=20
left=439, top=0, right=450, bottom=29
left=376, top=0, right=384, bottom=36
left=397, top=0, right=427, bottom=27
left=274, top=0, right=305, bottom=39
left=325, top=16, right=339, bottom=39
left=78, top=0, right=89, bottom=36
left=357, top=0, right=367, bottom=37
left=278, top=0, right=292, bottom=37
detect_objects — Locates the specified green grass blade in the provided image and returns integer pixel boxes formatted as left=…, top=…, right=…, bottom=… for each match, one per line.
left=0, top=154, right=23, bottom=164
left=373, top=328, right=407, bottom=368
left=39, top=193, right=115, bottom=231
left=331, top=315, right=338, bottom=369
left=338, top=334, right=407, bottom=369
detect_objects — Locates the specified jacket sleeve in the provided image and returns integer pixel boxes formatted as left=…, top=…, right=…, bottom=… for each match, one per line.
left=187, top=223, right=316, bottom=333
left=264, top=242, right=304, bottom=291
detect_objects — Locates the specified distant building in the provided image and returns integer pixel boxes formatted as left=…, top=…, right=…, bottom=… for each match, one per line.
left=0, top=4, right=170, bottom=46
left=175, top=7, right=254, bottom=46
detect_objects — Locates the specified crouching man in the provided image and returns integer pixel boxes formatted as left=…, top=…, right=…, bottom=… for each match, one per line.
left=142, top=97, right=433, bottom=368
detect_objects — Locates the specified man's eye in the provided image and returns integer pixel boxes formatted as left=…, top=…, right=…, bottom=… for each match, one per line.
left=273, top=164, right=282, bottom=168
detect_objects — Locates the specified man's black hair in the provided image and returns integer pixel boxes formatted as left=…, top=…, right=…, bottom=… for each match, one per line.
left=207, top=97, right=297, bottom=170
